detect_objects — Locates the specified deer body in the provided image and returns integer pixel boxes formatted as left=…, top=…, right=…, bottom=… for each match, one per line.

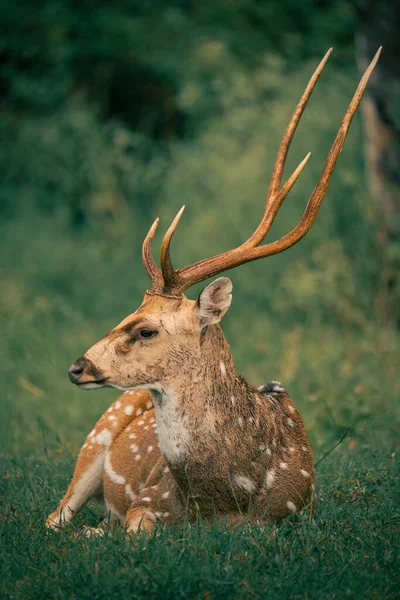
left=149, top=324, right=314, bottom=521
left=46, top=48, right=380, bottom=535
left=47, top=301, right=314, bottom=533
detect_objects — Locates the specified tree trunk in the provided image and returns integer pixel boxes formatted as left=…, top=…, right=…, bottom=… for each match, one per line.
left=356, top=0, right=400, bottom=323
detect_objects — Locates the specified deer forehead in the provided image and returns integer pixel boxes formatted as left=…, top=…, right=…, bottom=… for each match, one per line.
left=113, top=295, right=197, bottom=334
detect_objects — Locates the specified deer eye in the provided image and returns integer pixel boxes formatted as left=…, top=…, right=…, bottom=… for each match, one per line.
left=139, top=329, right=158, bottom=339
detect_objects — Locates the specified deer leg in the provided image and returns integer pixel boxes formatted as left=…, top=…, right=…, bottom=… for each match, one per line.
left=46, top=443, right=105, bottom=530
left=124, top=460, right=183, bottom=534
left=77, top=509, right=122, bottom=538
left=46, top=392, right=153, bottom=530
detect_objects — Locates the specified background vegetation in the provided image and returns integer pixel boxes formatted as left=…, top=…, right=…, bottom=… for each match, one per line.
left=0, top=1, right=399, bottom=598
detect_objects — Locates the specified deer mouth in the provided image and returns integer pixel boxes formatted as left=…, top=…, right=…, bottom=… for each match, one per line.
left=76, top=379, right=108, bottom=389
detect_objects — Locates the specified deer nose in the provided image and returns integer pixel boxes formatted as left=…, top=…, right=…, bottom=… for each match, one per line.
left=68, top=358, right=86, bottom=383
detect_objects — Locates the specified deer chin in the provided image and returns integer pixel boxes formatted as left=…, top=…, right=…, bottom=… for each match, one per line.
left=76, top=380, right=107, bottom=390
left=105, top=381, right=164, bottom=395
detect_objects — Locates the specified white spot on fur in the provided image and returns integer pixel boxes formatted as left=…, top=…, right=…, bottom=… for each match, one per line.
left=162, top=491, right=170, bottom=499
left=266, top=448, right=271, bottom=457
left=302, top=445, right=309, bottom=452
left=138, top=420, right=145, bottom=426
left=115, top=400, right=121, bottom=409
left=287, top=418, right=296, bottom=428
left=142, top=497, right=152, bottom=503
left=300, top=469, right=311, bottom=478
left=219, top=361, right=226, bottom=377
left=153, top=388, right=190, bottom=464
left=146, top=400, right=153, bottom=409
left=163, top=512, right=170, bottom=519
left=129, top=433, right=136, bottom=440
left=105, top=452, right=125, bottom=485
left=130, top=443, right=139, bottom=453
left=235, top=475, right=255, bottom=493
left=135, top=454, right=141, bottom=462
left=286, top=501, right=297, bottom=512
left=282, top=447, right=287, bottom=453
left=124, top=405, right=134, bottom=416
left=288, top=405, right=295, bottom=414
left=148, top=445, right=154, bottom=453
left=280, top=462, right=288, bottom=470
left=266, top=469, right=275, bottom=488
left=136, top=408, right=143, bottom=416
left=95, top=429, right=112, bottom=447
left=163, top=466, right=169, bottom=474
left=155, top=511, right=162, bottom=518
left=238, top=416, right=243, bottom=427
left=107, top=406, right=114, bottom=413
left=108, top=415, right=116, bottom=422
left=289, top=446, right=296, bottom=453
left=125, top=484, right=136, bottom=501
left=231, top=396, right=236, bottom=406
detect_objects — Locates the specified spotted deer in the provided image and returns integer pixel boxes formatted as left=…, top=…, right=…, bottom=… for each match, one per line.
left=46, top=48, right=380, bottom=535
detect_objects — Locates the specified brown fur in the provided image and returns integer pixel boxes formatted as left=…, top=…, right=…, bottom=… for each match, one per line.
left=48, top=284, right=315, bottom=535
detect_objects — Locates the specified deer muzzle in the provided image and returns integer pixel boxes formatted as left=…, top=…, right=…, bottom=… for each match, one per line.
left=68, top=356, right=107, bottom=388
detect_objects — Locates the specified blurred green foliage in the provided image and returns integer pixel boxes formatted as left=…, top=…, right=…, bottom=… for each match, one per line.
left=1, top=0, right=357, bottom=220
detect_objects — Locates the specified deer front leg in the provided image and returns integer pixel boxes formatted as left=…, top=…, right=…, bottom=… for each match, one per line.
left=124, top=461, right=183, bottom=534
left=46, top=440, right=105, bottom=530
left=46, top=391, right=153, bottom=530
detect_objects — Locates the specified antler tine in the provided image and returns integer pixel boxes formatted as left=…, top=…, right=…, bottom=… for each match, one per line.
left=252, top=45, right=383, bottom=258
left=280, top=152, right=312, bottom=200
left=170, top=48, right=381, bottom=294
left=142, top=217, right=162, bottom=283
left=160, top=205, right=186, bottom=288
left=242, top=48, right=333, bottom=249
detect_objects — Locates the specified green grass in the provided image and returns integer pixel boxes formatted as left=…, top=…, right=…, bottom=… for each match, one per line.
left=1, top=446, right=398, bottom=599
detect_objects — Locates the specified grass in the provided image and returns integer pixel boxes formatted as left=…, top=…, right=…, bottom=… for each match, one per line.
left=1, top=445, right=398, bottom=599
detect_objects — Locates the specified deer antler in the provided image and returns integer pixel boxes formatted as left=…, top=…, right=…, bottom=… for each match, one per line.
left=143, top=47, right=382, bottom=296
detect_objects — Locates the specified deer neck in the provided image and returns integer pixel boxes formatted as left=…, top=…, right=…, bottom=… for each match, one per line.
left=149, top=325, right=241, bottom=465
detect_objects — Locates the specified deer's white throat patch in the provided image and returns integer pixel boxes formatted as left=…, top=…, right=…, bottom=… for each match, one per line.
left=152, top=388, right=190, bottom=465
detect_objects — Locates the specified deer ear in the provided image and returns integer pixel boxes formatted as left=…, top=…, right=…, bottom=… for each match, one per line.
left=195, top=277, right=233, bottom=327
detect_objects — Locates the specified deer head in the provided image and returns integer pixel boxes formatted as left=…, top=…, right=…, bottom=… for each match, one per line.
left=68, top=48, right=381, bottom=393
